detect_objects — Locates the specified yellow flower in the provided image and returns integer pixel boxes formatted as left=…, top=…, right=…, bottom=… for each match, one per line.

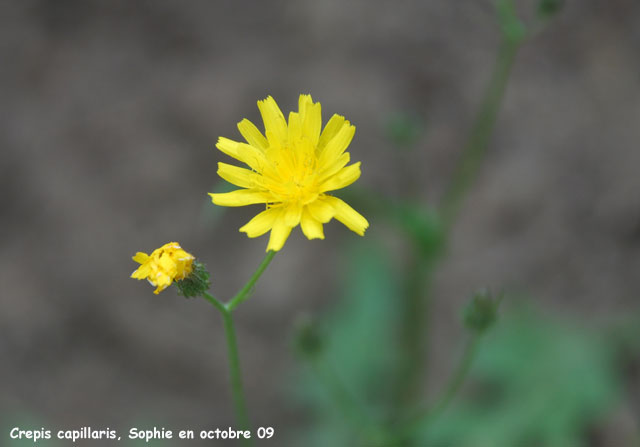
left=209, top=94, right=369, bottom=252
left=131, top=242, right=195, bottom=294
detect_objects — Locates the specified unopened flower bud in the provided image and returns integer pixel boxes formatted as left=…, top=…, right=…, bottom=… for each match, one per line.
left=131, top=242, right=211, bottom=297
left=131, top=242, right=196, bottom=294
left=463, top=289, right=501, bottom=334
left=175, top=261, right=211, bottom=298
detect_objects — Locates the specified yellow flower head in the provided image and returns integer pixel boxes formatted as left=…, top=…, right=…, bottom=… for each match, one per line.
left=209, top=94, right=369, bottom=252
left=131, top=242, right=195, bottom=294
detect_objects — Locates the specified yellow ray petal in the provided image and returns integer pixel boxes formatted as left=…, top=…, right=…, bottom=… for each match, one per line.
left=323, top=196, right=369, bottom=236
left=159, top=252, right=174, bottom=271
left=317, top=114, right=346, bottom=151
left=131, top=264, right=151, bottom=279
left=306, top=198, right=335, bottom=223
left=298, top=94, right=313, bottom=111
left=218, top=162, right=259, bottom=188
left=319, top=162, right=361, bottom=192
left=318, top=123, right=355, bottom=166
left=209, top=189, right=272, bottom=207
left=299, top=95, right=321, bottom=146
left=267, top=218, right=293, bottom=252
left=132, top=252, right=149, bottom=264
left=239, top=208, right=280, bottom=238
left=216, top=137, right=242, bottom=161
left=258, top=96, right=287, bottom=147
left=237, top=118, right=268, bottom=150
left=318, top=152, right=350, bottom=182
left=236, top=143, right=267, bottom=172
left=300, top=209, right=324, bottom=240
left=284, top=203, right=303, bottom=227
left=288, top=111, right=302, bottom=142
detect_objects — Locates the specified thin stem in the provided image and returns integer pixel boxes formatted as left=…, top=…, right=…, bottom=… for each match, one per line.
left=226, top=251, right=276, bottom=312
left=309, top=356, right=392, bottom=446
left=203, top=292, right=252, bottom=447
left=222, top=310, right=251, bottom=441
left=402, top=335, right=481, bottom=437
left=310, top=357, right=369, bottom=430
left=394, top=254, right=432, bottom=415
left=201, top=290, right=226, bottom=313
left=440, top=36, right=522, bottom=229
left=199, top=252, right=277, bottom=445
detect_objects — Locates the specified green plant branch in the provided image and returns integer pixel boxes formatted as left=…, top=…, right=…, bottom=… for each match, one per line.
left=308, top=355, right=393, bottom=446
left=202, top=292, right=252, bottom=447
left=221, top=309, right=251, bottom=441
left=394, top=254, right=432, bottom=414
left=201, top=290, right=226, bottom=313
left=439, top=30, right=524, bottom=229
left=227, top=250, right=277, bottom=311
left=199, top=253, right=277, bottom=447
left=309, top=357, right=369, bottom=431
left=400, top=334, right=481, bottom=438
left=390, top=20, right=524, bottom=434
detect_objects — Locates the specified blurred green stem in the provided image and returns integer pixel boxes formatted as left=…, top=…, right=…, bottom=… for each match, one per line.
left=227, top=250, right=276, bottom=311
left=440, top=34, right=523, bottom=229
left=200, top=251, right=276, bottom=447
left=395, top=18, right=523, bottom=440
left=308, top=355, right=393, bottom=446
left=203, top=292, right=252, bottom=447
left=395, top=254, right=432, bottom=413
left=309, top=357, right=369, bottom=430
left=401, top=334, right=481, bottom=438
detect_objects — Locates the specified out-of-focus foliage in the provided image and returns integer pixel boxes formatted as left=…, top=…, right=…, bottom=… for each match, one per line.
left=292, top=240, right=400, bottom=446
left=338, top=187, right=445, bottom=259
left=463, top=290, right=501, bottom=334
left=385, top=112, right=424, bottom=150
left=538, top=0, right=565, bottom=19
left=418, top=303, right=622, bottom=447
left=2, top=412, right=61, bottom=447
left=290, top=217, right=628, bottom=447
left=392, top=203, right=444, bottom=258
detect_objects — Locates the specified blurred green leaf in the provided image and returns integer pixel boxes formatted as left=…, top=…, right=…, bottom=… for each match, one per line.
left=537, top=0, right=564, bottom=19
left=393, top=204, right=444, bottom=258
left=1, top=412, right=62, bottom=447
left=417, top=302, right=621, bottom=447
left=291, top=239, right=400, bottom=446
left=337, top=187, right=445, bottom=259
left=385, top=112, right=424, bottom=149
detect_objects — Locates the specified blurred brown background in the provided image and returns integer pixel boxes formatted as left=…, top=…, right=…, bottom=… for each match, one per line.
left=1, top=0, right=639, bottom=445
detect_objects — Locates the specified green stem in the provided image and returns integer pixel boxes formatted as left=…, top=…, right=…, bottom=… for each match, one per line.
left=203, top=292, right=252, bottom=447
left=199, top=252, right=277, bottom=446
left=310, top=357, right=369, bottom=430
left=402, top=335, right=481, bottom=437
left=222, top=309, right=251, bottom=440
left=226, top=251, right=277, bottom=312
left=395, top=254, right=432, bottom=414
left=440, top=36, right=523, bottom=229
left=201, top=290, right=226, bottom=313
left=309, top=356, right=392, bottom=446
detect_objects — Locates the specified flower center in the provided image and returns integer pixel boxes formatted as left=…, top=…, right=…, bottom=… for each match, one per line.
left=268, top=142, right=320, bottom=205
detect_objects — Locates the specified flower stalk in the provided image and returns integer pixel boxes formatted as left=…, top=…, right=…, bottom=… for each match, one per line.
left=227, top=251, right=277, bottom=311
left=440, top=21, right=524, bottom=229
left=200, top=251, right=278, bottom=447
left=404, top=334, right=481, bottom=435
left=201, top=292, right=250, bottom=438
